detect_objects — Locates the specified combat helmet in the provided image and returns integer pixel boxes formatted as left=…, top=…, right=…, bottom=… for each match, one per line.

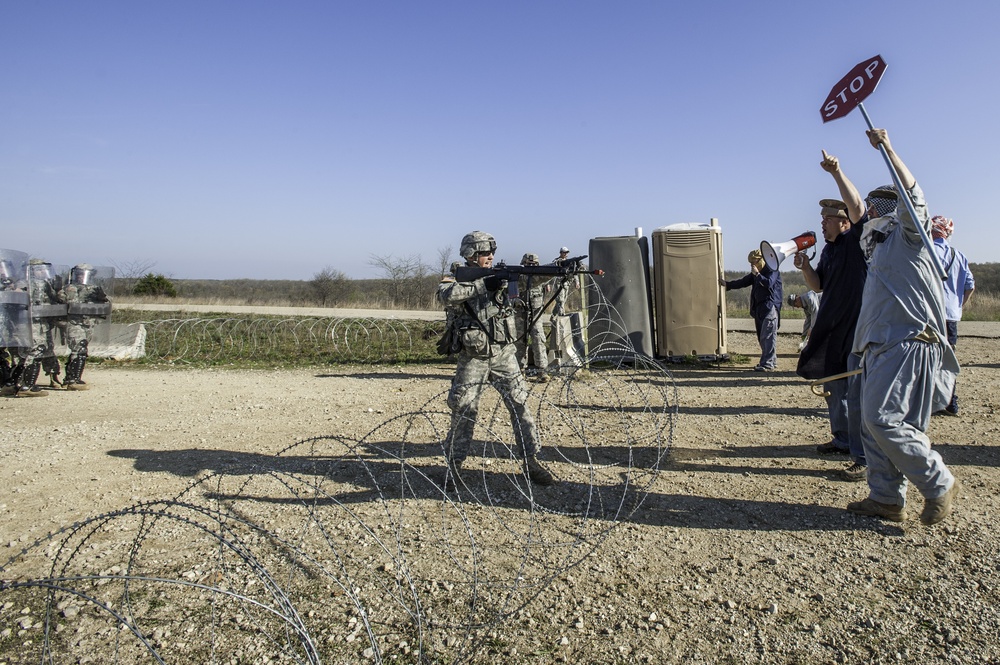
left=460, top=231, right=497, bottom=261
left=521, top=252, right=540, bottom=266
left=28, top=258, right=53, bottom=281
left=0, top=259, right=14, bottom=284
left=71, top=263, right=95, bottom=285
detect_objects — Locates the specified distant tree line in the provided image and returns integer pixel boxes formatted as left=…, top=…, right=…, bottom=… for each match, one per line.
left=114, top=259, right=1000, bottom=316
left=116, top=249, right=457, bottom=311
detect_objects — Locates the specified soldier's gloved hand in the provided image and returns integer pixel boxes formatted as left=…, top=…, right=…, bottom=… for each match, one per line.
left=483, top=275, right=503, bottom=292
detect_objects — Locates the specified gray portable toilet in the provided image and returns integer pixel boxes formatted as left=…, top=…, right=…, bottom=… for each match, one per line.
left=652, top=219, right=728, bottom=361
left=587, top=232, right=655, bottom=360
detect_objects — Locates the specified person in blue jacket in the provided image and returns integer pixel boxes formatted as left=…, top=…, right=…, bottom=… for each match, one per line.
left=930, top=215, right=975, bottom=416
left=721, top=249, right=783, bottom=371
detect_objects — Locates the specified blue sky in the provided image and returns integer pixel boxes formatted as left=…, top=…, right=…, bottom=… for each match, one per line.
left=2, top=1, right=998, bottom=280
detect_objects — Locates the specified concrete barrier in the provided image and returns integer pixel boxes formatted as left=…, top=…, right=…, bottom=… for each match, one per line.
left=54, top=323, right=147, bottom=360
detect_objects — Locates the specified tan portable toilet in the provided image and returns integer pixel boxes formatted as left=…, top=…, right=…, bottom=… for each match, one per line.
left=652, top=220, right=728, bottom=361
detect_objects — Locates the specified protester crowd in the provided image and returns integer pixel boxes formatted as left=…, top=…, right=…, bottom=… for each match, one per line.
left=720, top=129, right=972, bottom=525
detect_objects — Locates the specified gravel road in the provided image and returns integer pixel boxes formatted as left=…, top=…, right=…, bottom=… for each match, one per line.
left=2, top=327, right=998, bottom=664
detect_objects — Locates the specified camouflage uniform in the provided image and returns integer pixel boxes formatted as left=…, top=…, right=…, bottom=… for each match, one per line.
left=550, top=247, right=573, bottom=316
left=438, top=232, right=554, bottom=489
left=58, top=264, right=111, bottom=390
left=0, top=257, right=28, bottom=390
left=516, top=252, right=549, bottom=373
left=5, top=259, right=62, bottom=396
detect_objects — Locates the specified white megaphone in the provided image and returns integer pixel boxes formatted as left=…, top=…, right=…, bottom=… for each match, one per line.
left=760, top=231, right=817, bottom=271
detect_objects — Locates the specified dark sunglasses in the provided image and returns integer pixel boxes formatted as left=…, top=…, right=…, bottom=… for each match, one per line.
left=476, top=249, right=494, bottom=257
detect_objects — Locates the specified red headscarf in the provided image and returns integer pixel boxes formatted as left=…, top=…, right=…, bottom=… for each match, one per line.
left=931, top=215, right=954, bottom=240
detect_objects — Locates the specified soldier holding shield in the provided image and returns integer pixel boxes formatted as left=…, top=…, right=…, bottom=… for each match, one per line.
left=3, top=259, right=65, bottom=396
left=0, top=250, right=32, bottom=394
left=58, top=264, right=112, bottom=390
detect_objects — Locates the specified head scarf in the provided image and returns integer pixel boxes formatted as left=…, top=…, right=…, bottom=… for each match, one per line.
left=866, top=185, right=898, bottom=219
left=931, top=215, right=954, bottom=240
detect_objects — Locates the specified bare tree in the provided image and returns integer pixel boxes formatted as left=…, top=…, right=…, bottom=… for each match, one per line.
left=108, top=258, right=157, bottom=297
left=309, top=267, right=351, bottom=306
left=368, top=254, right=433, bottom=309
left=437, top=245, right=455, bottom=277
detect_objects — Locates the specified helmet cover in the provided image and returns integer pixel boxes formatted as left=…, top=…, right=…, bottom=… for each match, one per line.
left=460, top=231, right=497, bottom=260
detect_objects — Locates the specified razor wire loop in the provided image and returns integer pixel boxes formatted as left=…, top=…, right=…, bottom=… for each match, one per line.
left=1, top=279, right=676, bottom=663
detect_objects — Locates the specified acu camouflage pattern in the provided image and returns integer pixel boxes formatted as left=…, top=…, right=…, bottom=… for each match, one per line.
left=0, top=249, right=32, bottom=350
left=437, top=265, right=540, bottom=464
left=516, top=271, right=549, bottom=370
left=60, top=265, right=114, bottom=389
left=60, top=269, right=112, bottom=352
left=25, top=260, right=64, bottom=366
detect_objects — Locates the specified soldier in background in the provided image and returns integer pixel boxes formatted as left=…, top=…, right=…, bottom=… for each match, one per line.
left=516, top=252, right=550, bottom=380
left=550, top=246, right=573, bottom=316
left=58, top=264, right=112, bottom=390
left=437, top=231, right=555, bottom=491
left=1, top=252, right=31, bottom=392
left=5, top=259, right=64, bottom=396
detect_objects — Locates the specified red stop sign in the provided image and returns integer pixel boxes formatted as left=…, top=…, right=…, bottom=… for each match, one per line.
left=821, top=55, right=887, bottom=123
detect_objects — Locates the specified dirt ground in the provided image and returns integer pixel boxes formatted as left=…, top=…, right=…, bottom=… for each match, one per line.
left=2, top=328, right=999, bottom=664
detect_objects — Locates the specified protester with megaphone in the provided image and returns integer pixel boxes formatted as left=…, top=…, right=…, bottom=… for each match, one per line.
left=719, top=249, right=782, bottom=371
left=760, top=232, right=817, bottom=272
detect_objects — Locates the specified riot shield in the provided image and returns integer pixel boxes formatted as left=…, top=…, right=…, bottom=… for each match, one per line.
left=28, top=261, right=68, bottom=321
left=65, top=265, right=114, bottom=346
left=0, top=249, right=32, bottom=349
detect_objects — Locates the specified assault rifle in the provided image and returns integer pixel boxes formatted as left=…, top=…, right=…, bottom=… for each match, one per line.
left=453, top=255, right=603, bottom=283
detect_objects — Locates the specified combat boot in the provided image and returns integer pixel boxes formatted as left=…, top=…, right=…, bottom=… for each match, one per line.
left=524, top=457, right=555, bottom=486
left=442, top=460, right=464, bottom=493
left=64, top=355, right=90, bottom=390
left=14, top=361, right=47, bottom=397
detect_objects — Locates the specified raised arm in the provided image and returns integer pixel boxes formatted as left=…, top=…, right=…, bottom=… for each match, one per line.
left=820, top=150, right=865, bottom=224
left=867, top=128, right=915, bottom=190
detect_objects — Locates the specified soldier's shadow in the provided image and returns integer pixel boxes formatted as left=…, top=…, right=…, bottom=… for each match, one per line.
left=108, top=443, right=886, bottom=533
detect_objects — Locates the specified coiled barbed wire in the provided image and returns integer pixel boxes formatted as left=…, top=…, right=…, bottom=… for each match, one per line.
left=128, top=316, right=444, bottom=364
left=2, top=276, right=677, bottom=663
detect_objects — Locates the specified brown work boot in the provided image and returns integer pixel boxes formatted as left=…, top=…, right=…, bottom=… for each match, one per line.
left=65, top=381, right=90, bottom=391
left=847, top=497, right=907, bottom=522
left=921, top=479, right=960, bottom=525
left=524, top=457, right=555, bottom=486
left=839, top=462, right=868, bottom=482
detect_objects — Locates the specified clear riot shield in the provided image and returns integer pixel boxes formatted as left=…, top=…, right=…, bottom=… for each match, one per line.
left=0, top=249, right=32, bottom=349
left=65, top=265, right=114, bottom=346
left=28, top=260, right=68, bottom=364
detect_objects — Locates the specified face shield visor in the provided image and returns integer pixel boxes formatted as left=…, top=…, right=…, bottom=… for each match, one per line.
left=71, top=266, right=95, bottom=285
left=30, top=262, right=53, bottom=282
left=0, top=260, right=14, bottom=283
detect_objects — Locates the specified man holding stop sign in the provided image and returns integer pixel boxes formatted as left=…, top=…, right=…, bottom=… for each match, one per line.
left=842, top=128, right=960, bottom=525
left=818, top=56, right=958, bottom=525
